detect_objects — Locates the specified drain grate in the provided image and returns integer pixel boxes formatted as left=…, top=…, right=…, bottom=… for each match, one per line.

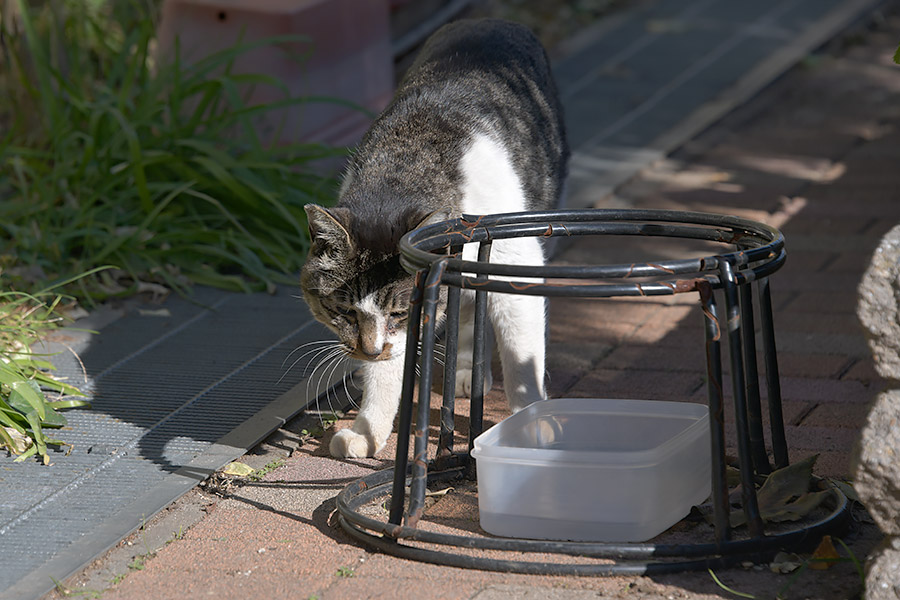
left=0, top=287, right=351, bottom=600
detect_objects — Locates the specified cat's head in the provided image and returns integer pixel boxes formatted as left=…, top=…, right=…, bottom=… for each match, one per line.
left=300, top=204, right=449, bottom=361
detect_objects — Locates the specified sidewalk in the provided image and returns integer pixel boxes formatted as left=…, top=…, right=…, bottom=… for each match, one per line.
left=50, top=9, right=900, bottom=600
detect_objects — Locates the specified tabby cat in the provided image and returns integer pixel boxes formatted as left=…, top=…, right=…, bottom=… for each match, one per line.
left=301, top=18, right=569, bottom=458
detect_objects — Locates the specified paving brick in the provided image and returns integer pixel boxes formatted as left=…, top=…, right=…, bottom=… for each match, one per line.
left=825, top=250, right=880, bottom=273
left=713, top=128, right=859, bottom=159
left=799, top=188, right=900, bottom=216
left=780, top=291, right=860, bottom=314
left=772, top=312, right=866, bottom=335
left=782, top=425, right=864, bottom=453
left=546, top=341, right=613, bottom=396
left=773, top=330, right=870, bottom=359
left=710, top=394, right=813, bottom=428
left=773, top=352, right=853, bottom=379
left=779, top=376, right=880, bottom=404
left=567, top=368, right=705, bottom=401
left=601, top=343, right=707, bottom=373
left=779, top=249, right=838, bottom=273
left=800, top=402, right=874, bottom=429
left=628, top=305, right=699, bottom=344
left=548, top=297, right=661, bottom=326
left=779, top=214, right=875, bottom=235
left=766, top=271, right=863, bottom=293
left=840, top=357, right=881, bottom=382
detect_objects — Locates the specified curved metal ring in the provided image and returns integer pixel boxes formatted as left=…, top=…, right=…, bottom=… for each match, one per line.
left=399, top=208, right=785, bottom=295
left=335, top=461, right=851, bottom=576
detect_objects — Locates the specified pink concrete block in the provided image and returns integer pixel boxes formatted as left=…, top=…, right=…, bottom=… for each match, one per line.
left=157, top=0, right=393, bottom=147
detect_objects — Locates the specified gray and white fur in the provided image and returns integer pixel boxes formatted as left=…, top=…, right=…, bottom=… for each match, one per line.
left=301, top=19, right=569, bottom=458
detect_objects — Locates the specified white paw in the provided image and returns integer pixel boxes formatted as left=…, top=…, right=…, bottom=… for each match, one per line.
left=455, top=367, right=493, bottom=398
left=329, top=429, right=378, bottom=458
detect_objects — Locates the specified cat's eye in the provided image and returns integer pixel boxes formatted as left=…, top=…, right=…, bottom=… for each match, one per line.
left=390, top=310, right=407, bottom=320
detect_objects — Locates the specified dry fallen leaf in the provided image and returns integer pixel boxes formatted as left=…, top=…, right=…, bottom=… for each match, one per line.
left=731, top=455, right=828, bottom=527
left=809, top=535, right=840, bottom=570
left=222, top=461, right=255, bottom=477
left=770, top=551, right=804, bottom=574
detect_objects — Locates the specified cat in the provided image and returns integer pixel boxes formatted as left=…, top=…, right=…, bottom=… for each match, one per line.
left=300, top=18, right=569, bottom=459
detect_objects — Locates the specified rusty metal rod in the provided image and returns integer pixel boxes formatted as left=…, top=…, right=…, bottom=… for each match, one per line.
left=757, top=277, right=789, bottom=469
left=437, top=284, right=461, bottom=466
left=699, top=281, right=730, bottom=545
left=407, top=259, right=448, bottom=527
left=389, top=269, right=428, bottom=527
left=719, top=260, right=765, bottom=538
left=468, top=241, right=492, bottom=463
left=739, top=281, right=771, bottom=475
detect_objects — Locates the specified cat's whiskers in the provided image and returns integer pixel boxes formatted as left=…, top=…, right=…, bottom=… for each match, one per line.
left=309, top=349, right=350, bottom=427
left=299, top=344, right=352, bottom=421
left=279, top=342, right=344, bottom=385
left=282, top=339, right=337, bottom=367
left=278, top=340, right=342, bottom=384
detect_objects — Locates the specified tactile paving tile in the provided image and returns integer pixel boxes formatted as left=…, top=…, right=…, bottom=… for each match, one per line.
left=0, top=286, right=351, bottom=598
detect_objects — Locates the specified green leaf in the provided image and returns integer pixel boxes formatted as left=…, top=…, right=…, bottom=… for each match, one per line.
left=24, top=409, right=46, bottom=457
left=894, top=42, right=900, bottom=65
left=9, top=380, right=47, bottom=420
left=0, top=408, right=28, bottom=434
left=40, top=406, right=68, bottom=428
left=13, top=443, right=38, bottom=463
left=47, top=399, right=91, bottom=410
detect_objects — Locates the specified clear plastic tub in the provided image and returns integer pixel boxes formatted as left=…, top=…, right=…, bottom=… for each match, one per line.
left=471, top=398, right=711, bottom=542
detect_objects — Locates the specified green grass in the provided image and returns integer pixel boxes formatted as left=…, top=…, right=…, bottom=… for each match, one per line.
left=0, top=273, right=96, bottom=464
left=1, top=0, right=347, bottom=303
left=0, top=0, right=355, bottom=463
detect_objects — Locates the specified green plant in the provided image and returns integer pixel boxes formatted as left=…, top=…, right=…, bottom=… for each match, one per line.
left=50, top=577, right=103, bottom=599
left=0, top=0, right=348, bottom=303
left=708, top=536, right=866, bottom=600
left=301, top=411, right=343, bottom=439
left=335, top=566, right=354, bottom=578
left=248, top=457, right=286, bottom=481
left=0, top=272, right=96, bottom=464
left=127, top=556, right=145, bottom=571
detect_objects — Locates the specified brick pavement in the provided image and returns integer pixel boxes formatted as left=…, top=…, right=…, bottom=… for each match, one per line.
left=51, top=12, right=900, bottom=600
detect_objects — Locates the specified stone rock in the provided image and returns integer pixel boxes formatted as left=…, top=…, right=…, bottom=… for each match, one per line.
left=857, top=224, right=900, bottom=380
left=854, top=390, right=900, bottom=536
left=857, top=226, right=900, bottom=600
left=866, top=538, right=900, bottom=600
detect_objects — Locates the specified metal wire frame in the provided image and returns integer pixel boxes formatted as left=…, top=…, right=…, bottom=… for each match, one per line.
left=336, top=208, right=850, bottom=574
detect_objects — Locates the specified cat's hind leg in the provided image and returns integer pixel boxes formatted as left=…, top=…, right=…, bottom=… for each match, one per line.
left=486, top=237, right=547, bottom=412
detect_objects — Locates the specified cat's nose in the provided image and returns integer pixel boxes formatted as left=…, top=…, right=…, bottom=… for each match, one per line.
left=359, top=337, right=384, bottom=359
left=361, top=346, right=382, bottom=359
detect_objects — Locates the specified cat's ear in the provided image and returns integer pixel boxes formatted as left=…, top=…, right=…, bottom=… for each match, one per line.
left=304, top=204, right=352, bottom=251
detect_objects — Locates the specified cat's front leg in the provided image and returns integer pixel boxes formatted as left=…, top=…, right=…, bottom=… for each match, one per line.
left=329, top=353, right=405, bottom=458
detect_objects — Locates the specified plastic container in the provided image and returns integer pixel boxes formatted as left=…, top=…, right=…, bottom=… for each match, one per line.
left=471, top=398, right=711, bottom=542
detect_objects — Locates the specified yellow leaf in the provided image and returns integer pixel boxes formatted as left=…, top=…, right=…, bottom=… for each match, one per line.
left=809, top=535, right=840, bottom=570
left=222, top=461, right=255, bottom=477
